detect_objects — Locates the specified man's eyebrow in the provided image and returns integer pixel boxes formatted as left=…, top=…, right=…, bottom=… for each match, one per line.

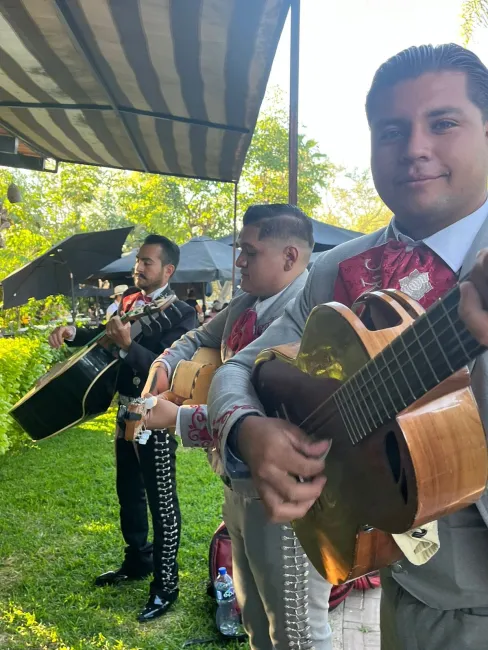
left=135, top=256, right=152, bottom=262
left=372, top=117, right=408, bottom=129
left=239, top=242, right=256, bottom=251
left=427, top=106, right=464, bottom=118
left=372, top=107, right=465, bottom=129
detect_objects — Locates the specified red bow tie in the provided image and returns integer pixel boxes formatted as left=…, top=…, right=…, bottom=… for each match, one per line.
left=121, top=292, right=152, bottom=313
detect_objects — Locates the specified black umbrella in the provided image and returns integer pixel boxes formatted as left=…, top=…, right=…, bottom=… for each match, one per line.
left=218, top=218, right=362, bottom=251
left=173, top=237, right=235, bottom=283
left=96, top=249, right=137, bottom=280
left=74, top=286, right=113, bottom=298
left=1, top=227, right=133, bottom=320
left=97, top=236, right=235, bottom=284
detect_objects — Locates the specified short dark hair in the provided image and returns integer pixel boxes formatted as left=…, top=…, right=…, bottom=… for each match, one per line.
left=242, top=204, right=314, bottom=249
left=366, top=44, right=488, bottom=123
left=143, top=234, right=180, bottom=269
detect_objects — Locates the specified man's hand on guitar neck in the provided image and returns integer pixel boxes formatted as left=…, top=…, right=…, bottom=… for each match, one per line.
left=142, top=360, right=170, bottom=396
left=237, top=416, right=330, bottom=522
left=105, top=314, right=131, bottom=351
left=48, top=325, right=75, bottom=349
left=144, top=397, right=179, bottom=429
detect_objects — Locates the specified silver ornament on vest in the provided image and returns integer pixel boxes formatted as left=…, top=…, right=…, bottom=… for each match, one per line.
left=398, top=269, right=433, bottom=301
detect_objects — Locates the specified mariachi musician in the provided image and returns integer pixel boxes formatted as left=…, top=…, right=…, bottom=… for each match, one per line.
left=48, top=234, right=196, bottom=622
left=208, top=45, right=488, bottom=650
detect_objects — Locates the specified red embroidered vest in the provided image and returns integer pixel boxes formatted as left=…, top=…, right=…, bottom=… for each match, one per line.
left=332, top=240, right=457, bottom=309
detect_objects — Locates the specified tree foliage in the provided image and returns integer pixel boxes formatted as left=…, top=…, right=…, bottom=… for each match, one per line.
left=324, top=168, right=392, bottom=234
left=461, top=0, right=488, bottom=43
left=115, top=91, right=333, bottom=243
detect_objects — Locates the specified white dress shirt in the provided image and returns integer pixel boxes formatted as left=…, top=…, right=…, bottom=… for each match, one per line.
left=392, top=197, right=488, bottom=273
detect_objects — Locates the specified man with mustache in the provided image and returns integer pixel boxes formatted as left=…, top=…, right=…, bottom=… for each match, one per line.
left=141, top=204, right=333, bottom=650
left=208, top=44, right=488, bottom=648
left=49, top=235, right=196, bottom=622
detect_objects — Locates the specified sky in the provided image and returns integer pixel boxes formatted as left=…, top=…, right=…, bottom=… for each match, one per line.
left=266, top=0, right=488, bottom=172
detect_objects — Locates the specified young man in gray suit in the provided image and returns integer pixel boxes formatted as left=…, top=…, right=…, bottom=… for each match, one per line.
left=141, top=204, right=333, bottom=650
left=208, top=44, right=488, bottom=649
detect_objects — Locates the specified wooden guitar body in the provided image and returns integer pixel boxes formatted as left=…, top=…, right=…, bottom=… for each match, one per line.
left=163, top=347, right=222, bottom=405
left=252, top=289, right=488, bottom=585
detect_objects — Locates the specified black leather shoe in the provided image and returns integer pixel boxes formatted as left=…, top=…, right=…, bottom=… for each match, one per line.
left=137, top=593, right=177, bottom=622
left=95, top=567, right=151, bottom=587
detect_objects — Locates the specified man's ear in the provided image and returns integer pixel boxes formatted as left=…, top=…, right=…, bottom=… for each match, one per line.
left=283, top=245, right=299, bottom=271
left=165, top=263, right=176, bottom=278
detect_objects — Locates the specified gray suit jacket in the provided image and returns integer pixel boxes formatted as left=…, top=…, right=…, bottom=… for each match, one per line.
left=159, top=271, right=309, bottom=467
left=208, top=219, right=488, bottom=609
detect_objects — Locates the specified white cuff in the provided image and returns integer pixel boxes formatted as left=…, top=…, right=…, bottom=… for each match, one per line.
left=119, top=349, right=128, bottom=359
left=174, top=405, right=182, bottom=437
left=161, top=358, right=173, bottom=380
left=65, top=326, right=77, bottom=342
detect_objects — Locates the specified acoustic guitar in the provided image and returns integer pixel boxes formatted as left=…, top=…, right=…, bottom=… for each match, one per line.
left=163, top=347, right=222, bottom=405
left=10, top=295, right=176, bottom=441
left=251, top=287, right=488, bottom=585
left=122, top=347, right=222, bottom=442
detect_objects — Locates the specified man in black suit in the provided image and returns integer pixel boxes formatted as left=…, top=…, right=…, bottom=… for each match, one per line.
left=49, top=234, right=196, bottom=622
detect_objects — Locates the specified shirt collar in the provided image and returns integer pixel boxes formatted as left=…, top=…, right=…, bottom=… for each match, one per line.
left=254, top=285, right=287, bottom=316
left=144, top=284, right=168, bottom=300
left=391, top=197, right=488, bottom=273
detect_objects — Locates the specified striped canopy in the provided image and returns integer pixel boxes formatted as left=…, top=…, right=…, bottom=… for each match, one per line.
left=0, top=0, right=290, bottom=181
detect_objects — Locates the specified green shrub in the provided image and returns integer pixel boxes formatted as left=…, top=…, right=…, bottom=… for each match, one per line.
left=0, top=335, right=67, bottom=454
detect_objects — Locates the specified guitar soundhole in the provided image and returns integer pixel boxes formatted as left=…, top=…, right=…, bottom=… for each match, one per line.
left=385, top=430, right=401, bottom=483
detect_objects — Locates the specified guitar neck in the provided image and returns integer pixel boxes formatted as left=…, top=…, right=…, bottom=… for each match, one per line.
left=334, top=285, right=486, bottom=444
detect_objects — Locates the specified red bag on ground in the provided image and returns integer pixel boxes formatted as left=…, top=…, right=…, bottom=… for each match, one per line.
left=207, top=522, right=240, bottom=611
left=208, top=522, right=234, bottom=585
left=208, top=522, right=380, bottom=613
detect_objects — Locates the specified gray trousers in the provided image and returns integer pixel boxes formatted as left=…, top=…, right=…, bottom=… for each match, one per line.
left=223, top=486, right=332, bottom=650
left=380, top=570, right=488, bottom=650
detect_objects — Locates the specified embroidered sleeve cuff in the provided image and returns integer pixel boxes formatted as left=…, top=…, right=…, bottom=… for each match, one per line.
left=179, top=404, right=213, bottom=448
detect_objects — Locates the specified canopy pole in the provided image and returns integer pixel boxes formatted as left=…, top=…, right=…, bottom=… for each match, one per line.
left=288, top=0, right=301, bottom=205
left=231, top=182, right=238, bottom=296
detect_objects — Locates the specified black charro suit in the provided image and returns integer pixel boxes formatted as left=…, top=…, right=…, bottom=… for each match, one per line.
left=67, top=286, right=196, bottom=601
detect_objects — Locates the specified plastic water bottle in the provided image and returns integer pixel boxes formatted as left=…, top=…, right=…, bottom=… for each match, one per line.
left=214, top=567, right=240, bottom=636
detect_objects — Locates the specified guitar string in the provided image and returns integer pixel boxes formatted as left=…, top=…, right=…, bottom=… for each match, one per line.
left=339, top=300, right=483, bottom=438
left=297, top=294, right=483, bottom=440
left=299, top=293, right=465, bottom=432
left=307, top=308, right=479, bottom=441
left=308, top=316, right=482, bottom=442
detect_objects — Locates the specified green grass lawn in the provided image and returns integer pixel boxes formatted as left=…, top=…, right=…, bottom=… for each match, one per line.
left=0, top=411, right=248, bottom=650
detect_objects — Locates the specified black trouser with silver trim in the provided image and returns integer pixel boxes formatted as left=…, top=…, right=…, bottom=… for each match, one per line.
left=115, top=428, right=180, bottom=598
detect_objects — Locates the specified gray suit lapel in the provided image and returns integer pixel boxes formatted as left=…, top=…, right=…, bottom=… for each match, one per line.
left=460, top=215, right=488, bottom=276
